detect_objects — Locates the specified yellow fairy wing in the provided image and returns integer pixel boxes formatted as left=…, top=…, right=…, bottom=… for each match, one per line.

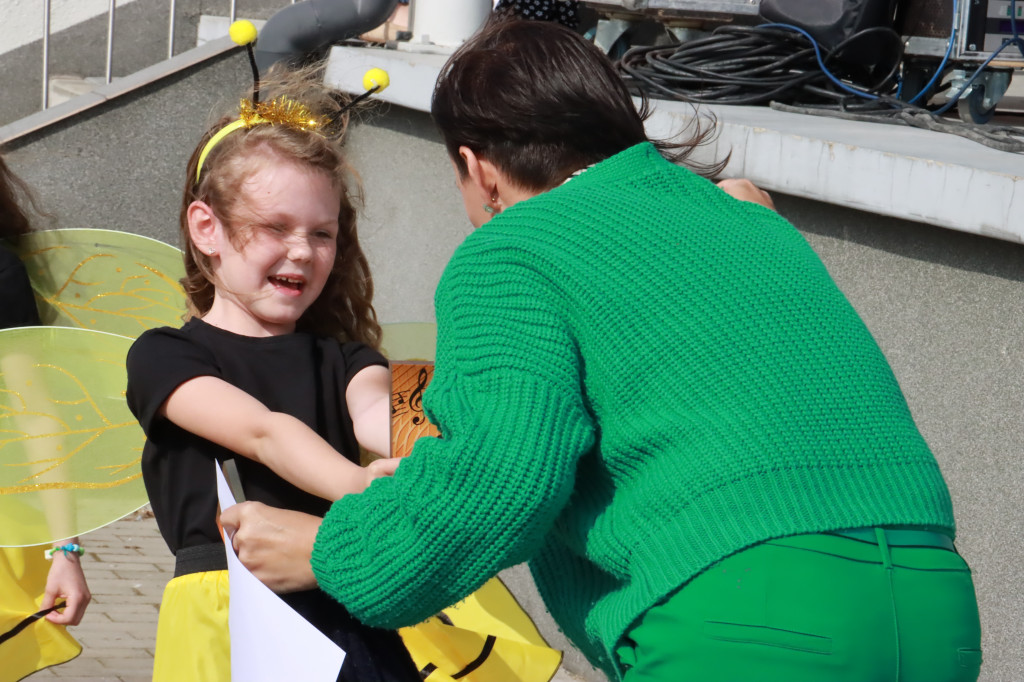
left=0, top=327, right=145, bottom=547
left=0, top=546, right=82, bottom=677
left=14, top=228, right=186, bottom=337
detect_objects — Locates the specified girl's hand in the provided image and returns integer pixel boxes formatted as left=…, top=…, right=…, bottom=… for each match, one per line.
left=717, top=178, right=776, bottom=211
left=365, top=457, right=401, bottom=488
left=42, top=550, right=91, bottom=625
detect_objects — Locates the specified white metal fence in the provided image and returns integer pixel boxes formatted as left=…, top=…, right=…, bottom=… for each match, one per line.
left=37, top=0, right=296, bottom=109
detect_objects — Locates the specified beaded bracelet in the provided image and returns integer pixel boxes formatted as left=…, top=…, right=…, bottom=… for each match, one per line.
left=45, top=544, right=85, bottom=560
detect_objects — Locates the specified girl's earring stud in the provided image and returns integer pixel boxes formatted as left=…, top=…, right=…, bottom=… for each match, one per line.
left=208, top=248, right=217, bottom=256
left=483, top=204, right=497, bottom=215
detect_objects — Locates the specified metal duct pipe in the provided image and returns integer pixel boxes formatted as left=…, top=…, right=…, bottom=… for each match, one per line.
left=410, top=0, right=491, bottom=47
left=253, top=0, right=400, bottom=73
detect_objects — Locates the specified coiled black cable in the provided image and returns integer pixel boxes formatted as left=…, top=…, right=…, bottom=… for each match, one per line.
left=618, top=25, right=904, bottom=106
left=617, top=24, right=1024, bottom=153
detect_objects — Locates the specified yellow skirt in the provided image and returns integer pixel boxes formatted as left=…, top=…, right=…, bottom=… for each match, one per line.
left=152, top=570, right=230, bottom=682
left=0, top=546, right=82, bottom=682
left=152, top=571, right=561, bottom=682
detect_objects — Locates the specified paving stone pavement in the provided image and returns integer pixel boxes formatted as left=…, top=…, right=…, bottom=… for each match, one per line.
left=25, top=509, right=586, bottom=682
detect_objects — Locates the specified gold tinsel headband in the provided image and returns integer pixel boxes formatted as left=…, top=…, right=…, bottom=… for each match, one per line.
left=194, top=19, right=390, bottom=183
left=195, top=97, right=330, bottom=183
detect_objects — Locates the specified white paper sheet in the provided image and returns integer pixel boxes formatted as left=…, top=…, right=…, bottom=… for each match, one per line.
left=216, top=463, right=346, bottom=681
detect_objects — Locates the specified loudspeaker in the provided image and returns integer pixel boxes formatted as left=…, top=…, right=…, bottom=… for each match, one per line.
left=759, top=0, right=900, bottom=65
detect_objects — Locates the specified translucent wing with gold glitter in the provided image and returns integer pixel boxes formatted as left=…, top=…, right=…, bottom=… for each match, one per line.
left=15, top=228, right=186, bottom=336
left=0, top=229, right=185, bottom=546
left=0, top=327, right=145, bottom=546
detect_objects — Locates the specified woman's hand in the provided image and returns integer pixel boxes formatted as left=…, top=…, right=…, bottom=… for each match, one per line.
left=220, top=501, right=322, bottom=593
left=42, top=549, right=91, bottom=625
left=717, top=178, right=776, bottom=211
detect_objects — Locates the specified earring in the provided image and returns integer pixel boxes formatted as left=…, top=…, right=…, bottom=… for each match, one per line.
left=483, top=204, right=496, bottom=215
left=208, top=248, right=217, bottom=256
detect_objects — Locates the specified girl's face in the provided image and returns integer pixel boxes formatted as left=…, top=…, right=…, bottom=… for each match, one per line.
left=201, top=161, right=341, bottom=337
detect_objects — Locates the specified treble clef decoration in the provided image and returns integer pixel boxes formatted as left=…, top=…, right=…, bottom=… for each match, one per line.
left=409, top=367, right=430, bottom=425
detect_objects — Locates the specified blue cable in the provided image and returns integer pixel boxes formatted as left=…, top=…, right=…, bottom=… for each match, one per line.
left=906, top=0, right=958, bottom=104
left=758, top=22, right=881, bottom=101
left=640, top=7, right=1020, bottom=115
left=932, top=0, right=1024, bottom=115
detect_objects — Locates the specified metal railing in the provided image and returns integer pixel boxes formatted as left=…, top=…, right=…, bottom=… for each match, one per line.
left=38, top=0, right=297, bottom=110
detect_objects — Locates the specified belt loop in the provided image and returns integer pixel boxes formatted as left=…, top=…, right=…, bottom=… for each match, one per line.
left=875, top=527, right=893, bottom=570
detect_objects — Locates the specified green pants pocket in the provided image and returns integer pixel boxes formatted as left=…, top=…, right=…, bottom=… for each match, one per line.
left=958, top=648, right=982, bottom=670
left=704, top=621, right=833, bottom=655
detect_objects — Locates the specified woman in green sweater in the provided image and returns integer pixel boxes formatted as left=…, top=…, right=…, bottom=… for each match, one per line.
left=223, top=18, right=982, bottom=682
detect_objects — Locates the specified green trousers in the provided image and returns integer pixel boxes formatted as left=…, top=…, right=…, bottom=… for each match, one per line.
left=616, top=529, right=981, bottom=682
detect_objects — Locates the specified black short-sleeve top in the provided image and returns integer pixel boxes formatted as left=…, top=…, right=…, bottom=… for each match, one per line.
left=125, top=318, right=387, bottom=554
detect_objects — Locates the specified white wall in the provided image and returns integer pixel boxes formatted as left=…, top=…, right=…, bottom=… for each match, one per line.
left=0, top=0, right=143, bottom=56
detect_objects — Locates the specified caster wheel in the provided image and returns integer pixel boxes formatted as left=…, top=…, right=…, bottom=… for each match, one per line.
left=958, top=84, right=997, bottom=124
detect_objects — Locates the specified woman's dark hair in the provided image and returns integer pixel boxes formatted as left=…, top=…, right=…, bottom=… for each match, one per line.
left=431, top=18, right=723, bottom=192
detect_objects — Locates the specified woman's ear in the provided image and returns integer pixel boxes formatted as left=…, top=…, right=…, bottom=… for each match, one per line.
left=458, top=146, right=501, bottom=204
left=186, top=200, right=221, bottom=257
left=458, top=146, right=536, bottom=214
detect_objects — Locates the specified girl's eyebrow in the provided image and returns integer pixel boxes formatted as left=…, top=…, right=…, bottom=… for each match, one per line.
left=253, top=217, right=338, bottom=232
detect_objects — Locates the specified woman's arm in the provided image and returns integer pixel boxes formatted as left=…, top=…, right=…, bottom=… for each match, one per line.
left=162, top=375, right=395, bottom=501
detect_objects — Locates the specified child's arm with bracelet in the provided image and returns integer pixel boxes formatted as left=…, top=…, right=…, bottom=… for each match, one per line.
left=41, top=537, right=91, bottom=625
left=161, top=376, right=398, bottom=501
left=0, top=350, right=93, bottom=626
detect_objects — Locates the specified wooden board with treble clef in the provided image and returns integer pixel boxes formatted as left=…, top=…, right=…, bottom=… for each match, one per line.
left=390, top=361, right=440, bottom=458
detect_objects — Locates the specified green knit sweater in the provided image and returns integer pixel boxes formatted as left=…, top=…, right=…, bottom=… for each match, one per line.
left=312, top=142, right=954, bottom=680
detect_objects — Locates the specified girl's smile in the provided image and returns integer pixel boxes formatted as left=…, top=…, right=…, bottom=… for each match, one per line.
left=269, top=274, right=307, bottom=294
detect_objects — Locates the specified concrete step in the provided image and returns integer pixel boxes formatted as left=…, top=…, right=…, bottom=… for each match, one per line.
left=47, top=75, right=106, bottom=107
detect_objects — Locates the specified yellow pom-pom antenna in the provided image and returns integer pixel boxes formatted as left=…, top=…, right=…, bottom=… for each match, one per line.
left=362, top=68, right=390, bottom=93
left=231, top=20, right=262, bottom=105
left=229, top=20, right=258, bottom=47
left=337, top=68, right=392, bottom=116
